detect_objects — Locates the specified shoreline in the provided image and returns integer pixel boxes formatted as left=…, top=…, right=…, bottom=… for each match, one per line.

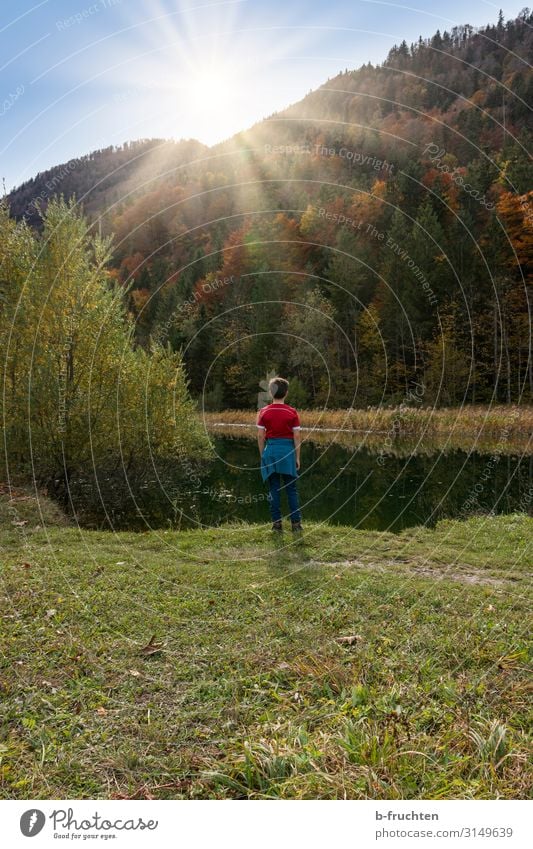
left=202, top=406, right=533, bottom=455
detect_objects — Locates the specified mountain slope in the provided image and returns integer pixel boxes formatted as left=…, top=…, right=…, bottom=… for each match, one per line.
left=7, top=138, right=208, bottom=227
left=6, top=11, right=533, bottom=409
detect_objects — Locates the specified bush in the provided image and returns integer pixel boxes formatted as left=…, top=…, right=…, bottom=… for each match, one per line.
left=0, top=199, right=211, bottom=491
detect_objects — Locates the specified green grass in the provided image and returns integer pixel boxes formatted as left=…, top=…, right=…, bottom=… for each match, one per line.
left=0, top=496, right=531, bottom=799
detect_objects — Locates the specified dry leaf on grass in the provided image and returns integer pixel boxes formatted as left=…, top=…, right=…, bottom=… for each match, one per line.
left=336, top=634, right=362, bottom=646
left=140, top=635, right=165, bottom=656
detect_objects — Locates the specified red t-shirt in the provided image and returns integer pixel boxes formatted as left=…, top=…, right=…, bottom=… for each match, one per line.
left=257, top=403, right=301, bottom=439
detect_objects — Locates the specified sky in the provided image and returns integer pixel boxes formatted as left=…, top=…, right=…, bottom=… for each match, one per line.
left=0, top=0, right=523, bottom=189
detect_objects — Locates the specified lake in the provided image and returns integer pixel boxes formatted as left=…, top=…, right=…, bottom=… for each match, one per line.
left=69, top=433, right=533, bottom=531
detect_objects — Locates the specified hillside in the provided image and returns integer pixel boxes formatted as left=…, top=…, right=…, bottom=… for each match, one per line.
left=7, top=10, right=533, bottom=409
left=7, top=138, right=208, bottom=227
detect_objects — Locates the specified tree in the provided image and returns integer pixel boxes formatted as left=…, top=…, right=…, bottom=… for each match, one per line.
left=0, top=199, right=210, bottom=492
left=424, top=311, right=471, bottom=405
left=355, top=305, right=386, bottom=404
left=497, top=190, right=533, bottom=272
left=284, top=288, right=337, bottom=403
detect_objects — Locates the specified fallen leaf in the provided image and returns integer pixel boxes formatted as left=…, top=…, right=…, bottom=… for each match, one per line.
left=336, top=635, right=362, bottom=646
left=140, top=635, right=165, bottom=656
left=22, top=562, right=32, bottom=570
left=129, top=669, right=141, bottom=677
left=96, top=707, right=107, bottom=716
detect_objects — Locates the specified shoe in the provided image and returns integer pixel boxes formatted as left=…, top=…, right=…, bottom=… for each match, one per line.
left=271, top=521, right=283, bottom=533
left=291, top=522, right=303, bottom=533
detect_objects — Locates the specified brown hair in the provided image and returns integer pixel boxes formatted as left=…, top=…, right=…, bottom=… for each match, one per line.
left=269, top=377, right=289, bottom=399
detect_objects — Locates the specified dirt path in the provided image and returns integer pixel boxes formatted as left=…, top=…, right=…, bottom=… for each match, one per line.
left=311, top=557, right=529, bottom=588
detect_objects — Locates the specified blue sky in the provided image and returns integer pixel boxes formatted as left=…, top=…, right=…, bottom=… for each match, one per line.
left=1, top=0, right=522, bottom=189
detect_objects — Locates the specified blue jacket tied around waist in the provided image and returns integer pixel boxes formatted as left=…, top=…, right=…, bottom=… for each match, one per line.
left=261, top=438, right=298, bottom=482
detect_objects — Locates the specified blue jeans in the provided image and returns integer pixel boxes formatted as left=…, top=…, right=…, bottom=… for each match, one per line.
left=267, top=473, right=301, bottom=523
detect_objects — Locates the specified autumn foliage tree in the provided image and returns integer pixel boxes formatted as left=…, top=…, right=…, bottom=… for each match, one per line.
left=0, top=199, right=210, bottom=492
left=6, top=10, right=533, bottom=409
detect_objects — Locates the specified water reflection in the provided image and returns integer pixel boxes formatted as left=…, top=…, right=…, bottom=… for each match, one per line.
left=65, top=435, right=532, bottom=531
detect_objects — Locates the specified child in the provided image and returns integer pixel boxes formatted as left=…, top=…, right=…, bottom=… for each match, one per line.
left=256, top=377, right=302, bottom=533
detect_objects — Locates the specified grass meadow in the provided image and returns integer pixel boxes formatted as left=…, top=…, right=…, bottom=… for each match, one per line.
left=0, top=489, right=531, bottom=799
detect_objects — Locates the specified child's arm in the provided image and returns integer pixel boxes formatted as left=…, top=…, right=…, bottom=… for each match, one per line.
left=293, top=427, right=301, bottom=469
left=257, top=411, right=266, bottom=455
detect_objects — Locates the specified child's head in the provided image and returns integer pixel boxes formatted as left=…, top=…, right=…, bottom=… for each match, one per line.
left=269, top=376, right=289, bottom=400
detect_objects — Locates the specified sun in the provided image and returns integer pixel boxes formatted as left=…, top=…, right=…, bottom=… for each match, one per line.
left=104, top=4, right=320, bottom=148
left=180, top=59, right=238, bottom=121
left=169, top=55, right=247, bottom=144
left=186, top=66, right=235, bottom=110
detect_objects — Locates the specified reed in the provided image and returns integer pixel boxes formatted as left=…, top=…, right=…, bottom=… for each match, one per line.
left=202, top=406, right=533, bottom=454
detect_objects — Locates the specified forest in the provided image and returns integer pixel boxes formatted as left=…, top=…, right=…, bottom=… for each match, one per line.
left=1, top=6, right=532, bottom=805
left=7, top=10, right=533, bottom=411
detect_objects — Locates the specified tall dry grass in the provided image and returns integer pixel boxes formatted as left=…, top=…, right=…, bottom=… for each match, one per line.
left=202, top=406, right=533, bottom=455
